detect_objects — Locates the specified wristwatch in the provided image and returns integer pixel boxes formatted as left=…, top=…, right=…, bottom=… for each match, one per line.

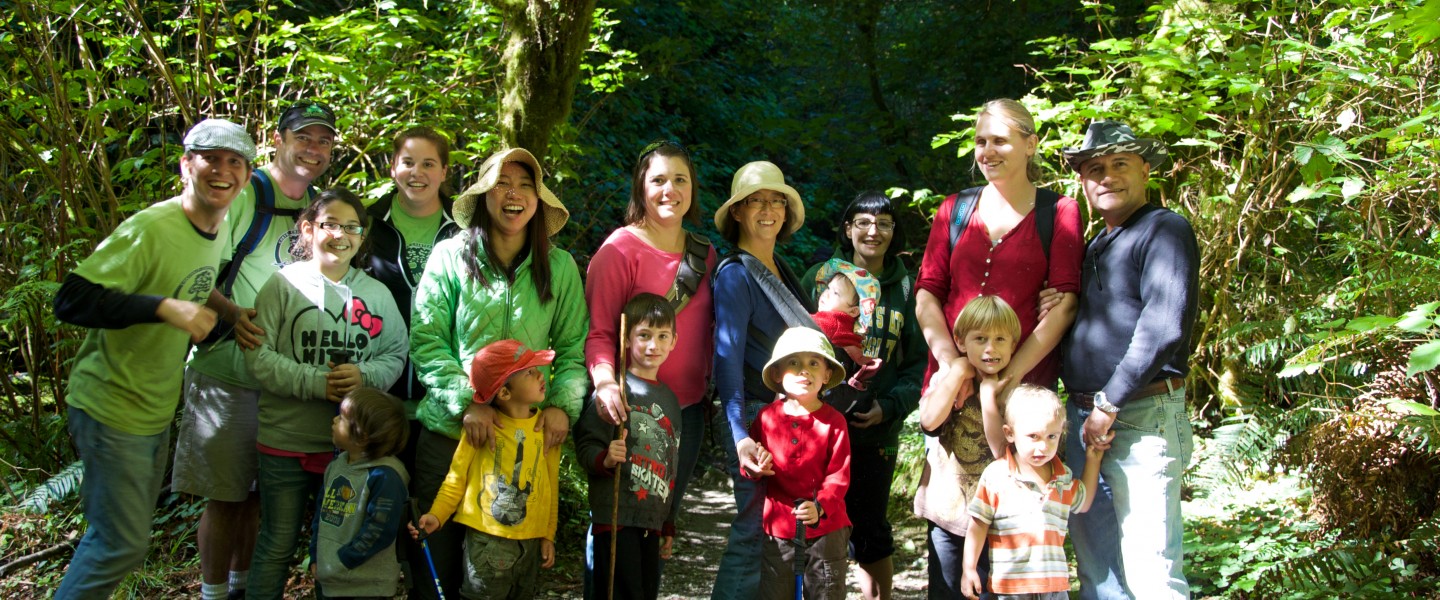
left=1092, top=391, right=1120, bottom=414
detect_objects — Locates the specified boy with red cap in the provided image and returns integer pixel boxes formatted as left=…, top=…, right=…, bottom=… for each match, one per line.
left=412, top=339, right=560, bottom=599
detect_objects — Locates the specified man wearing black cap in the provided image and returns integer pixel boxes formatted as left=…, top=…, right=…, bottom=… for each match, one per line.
left=1059, top=120, right=1198, bottom=599
left=174, top=101, right=338, bottom=600
left=51, top=120, right=256, bottom=599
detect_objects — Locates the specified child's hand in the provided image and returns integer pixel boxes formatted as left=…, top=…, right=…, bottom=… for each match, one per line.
left=409, top=514, right=439, bottom=540
left=659, top=535, right=674, bottom=560
left=978, top=373, right=1011, bottom=401
left=604, top=430, right=628, bottom=469
left=960, top=566, right=983, bottom=599
left=737, top=438, right=774, bottom=477
left=325, top=362, right=362, bottom=402
left=753, top=443, right=774, bottom=477
left=540, top=539, right=555, bottom=568
left=793, top=500, right=820, bottom=526
left=1087, top=430, right=1114, bottom=457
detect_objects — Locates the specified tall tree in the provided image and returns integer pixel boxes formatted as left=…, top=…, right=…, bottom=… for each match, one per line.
left=492, top=0, right=600, bottom=161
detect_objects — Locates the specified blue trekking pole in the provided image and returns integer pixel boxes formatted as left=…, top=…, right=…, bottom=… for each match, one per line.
left=793, top=498, right=808, bottom=600
left=411, top=502, right=447, bottom=600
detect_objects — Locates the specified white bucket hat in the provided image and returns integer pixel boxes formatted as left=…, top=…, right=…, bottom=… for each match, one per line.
left=454, top=147, right=569, bottom=236
left=713, top=161, right=805, bottom=239
left=761, top=327, right=846, bottom=393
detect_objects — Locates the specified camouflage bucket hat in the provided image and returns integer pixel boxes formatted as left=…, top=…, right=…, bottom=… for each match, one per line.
left=1061, top=120, right=1169, bottom=172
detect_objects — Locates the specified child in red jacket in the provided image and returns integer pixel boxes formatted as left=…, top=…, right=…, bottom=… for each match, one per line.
left=745, top=327, right=852, bottom=600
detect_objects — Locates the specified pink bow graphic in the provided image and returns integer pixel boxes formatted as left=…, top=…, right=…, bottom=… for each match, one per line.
left=348, top=298, right=384, bottom=337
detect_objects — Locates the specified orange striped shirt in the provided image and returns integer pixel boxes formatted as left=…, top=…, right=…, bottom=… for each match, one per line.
left=966, top=451, right=1086, bottom=594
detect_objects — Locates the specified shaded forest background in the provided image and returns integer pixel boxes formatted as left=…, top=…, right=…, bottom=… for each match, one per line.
left=2, top=0, right=1439, bottom=597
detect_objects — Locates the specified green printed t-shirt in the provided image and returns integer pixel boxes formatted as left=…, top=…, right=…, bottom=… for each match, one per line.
left=187, top=170, right=310, bottom=386
left=68, top=197, right=228, bottom=436
left=391, top=206, right=443, bottom=277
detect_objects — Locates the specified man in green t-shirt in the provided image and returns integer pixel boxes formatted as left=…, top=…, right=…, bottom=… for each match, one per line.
left=51, top=119, right=256, bottom=599
left=170, top=101, right=339, bottom=600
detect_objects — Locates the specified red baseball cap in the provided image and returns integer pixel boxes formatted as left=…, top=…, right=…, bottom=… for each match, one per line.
left=470, top=339, right=555, bottom=405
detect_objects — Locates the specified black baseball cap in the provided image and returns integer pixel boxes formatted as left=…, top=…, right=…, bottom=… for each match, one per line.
left=277, top=101, right=337, bottom=134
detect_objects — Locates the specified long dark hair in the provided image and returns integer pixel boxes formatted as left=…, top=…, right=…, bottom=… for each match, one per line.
left=837, top=191, right=905, bottom=265
left=460, top=161, right=555, bottom=303
left=626, top=141, right=700, bottom=226
left=295, top=187, right=371, bottom=266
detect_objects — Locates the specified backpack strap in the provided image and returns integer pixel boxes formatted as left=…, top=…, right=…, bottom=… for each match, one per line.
left=216, top=169, right=305, bottom=296
left=1034, top=188, right=1059, bottom=260
left=666, top=231, right=712, bottom=314
left=946, top=187, right=984, bottom=251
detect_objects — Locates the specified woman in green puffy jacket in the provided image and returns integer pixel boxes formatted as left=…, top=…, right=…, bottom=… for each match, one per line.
left=407, top=147, right=589, bottom=600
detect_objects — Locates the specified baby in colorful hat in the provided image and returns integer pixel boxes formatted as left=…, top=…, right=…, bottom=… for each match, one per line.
left=811, top=258, right=883, bottom=390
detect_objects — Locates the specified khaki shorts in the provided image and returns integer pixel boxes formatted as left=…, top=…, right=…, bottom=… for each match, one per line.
left=172, top=369, right=259, bottom=502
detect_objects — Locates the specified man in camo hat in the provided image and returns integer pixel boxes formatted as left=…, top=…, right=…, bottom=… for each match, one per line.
left=1060, top=120, right=1198, bottom=600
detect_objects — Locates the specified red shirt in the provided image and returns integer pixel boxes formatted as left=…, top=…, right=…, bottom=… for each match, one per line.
left=747, top=400, right=851, bottom=540
left=916, top=192, right=1084, bottom=389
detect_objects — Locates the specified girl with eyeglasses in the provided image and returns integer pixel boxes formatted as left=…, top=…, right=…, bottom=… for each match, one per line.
left=243, top=188, right=410, bottom=598
left=799, top=191, right=927, bottom=600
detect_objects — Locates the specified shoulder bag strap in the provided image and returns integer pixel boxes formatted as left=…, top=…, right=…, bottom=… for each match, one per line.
left=736, top=253, right=820, bottom=332
left=666, top=231, right=712, bottom=314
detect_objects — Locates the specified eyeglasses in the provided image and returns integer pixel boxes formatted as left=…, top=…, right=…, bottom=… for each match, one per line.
left=315, top=221, right=365, bottom=236
left=850, top=218, right=895, bottom=232
left=742, top=196, right=788, bottom=210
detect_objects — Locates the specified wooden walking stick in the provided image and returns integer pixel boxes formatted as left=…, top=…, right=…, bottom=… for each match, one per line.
left=609, top=314, right=628, bottom=600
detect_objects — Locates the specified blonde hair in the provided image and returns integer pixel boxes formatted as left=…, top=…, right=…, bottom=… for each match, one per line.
left=976, top=98, right=1042, bottom=182
left=951, top=295, right=1022, bottom=342
left=1003, top=384, right=1065, bottom=428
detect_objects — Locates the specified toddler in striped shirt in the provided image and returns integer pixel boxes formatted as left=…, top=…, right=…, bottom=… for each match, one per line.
left=960, top=385, right=1109, bottom=599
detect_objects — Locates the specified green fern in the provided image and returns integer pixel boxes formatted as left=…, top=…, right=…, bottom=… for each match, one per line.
left=1260, top=513, right=1440, bottom=596
left=18, top=460, right=83, bottom=513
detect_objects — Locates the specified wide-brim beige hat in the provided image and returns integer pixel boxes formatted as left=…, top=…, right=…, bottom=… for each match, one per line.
left=762, top=327, right=846, bottom=393
left=713, top=160, right=805, bottom=239
left=454, top=147, right=569, bottom=236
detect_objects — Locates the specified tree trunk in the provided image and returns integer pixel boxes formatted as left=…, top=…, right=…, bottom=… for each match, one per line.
left=491, top=0, right=599, bottom=163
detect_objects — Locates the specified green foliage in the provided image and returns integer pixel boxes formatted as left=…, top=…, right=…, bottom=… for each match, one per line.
left=1187, top=473, right=1440, bottom=598
left=16, top=460, right=83, bottom=514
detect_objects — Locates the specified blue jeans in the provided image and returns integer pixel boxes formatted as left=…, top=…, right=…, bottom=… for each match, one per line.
left=711, top=400, right=767, bottom=600
left=927, top=521, right=992, bottom=600
left=54, top=408, right=170, bottom=600
left=248, top=453, right=323, bottom=600
left=1067, top=387, right=1193, bottom=600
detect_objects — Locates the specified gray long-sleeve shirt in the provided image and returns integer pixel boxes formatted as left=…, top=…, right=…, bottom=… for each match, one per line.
left=1061, top=203, right=1199, bottom=408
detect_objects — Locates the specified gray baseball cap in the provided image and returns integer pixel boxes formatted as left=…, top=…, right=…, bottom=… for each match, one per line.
left=183, top=119, right=257, bottom=163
